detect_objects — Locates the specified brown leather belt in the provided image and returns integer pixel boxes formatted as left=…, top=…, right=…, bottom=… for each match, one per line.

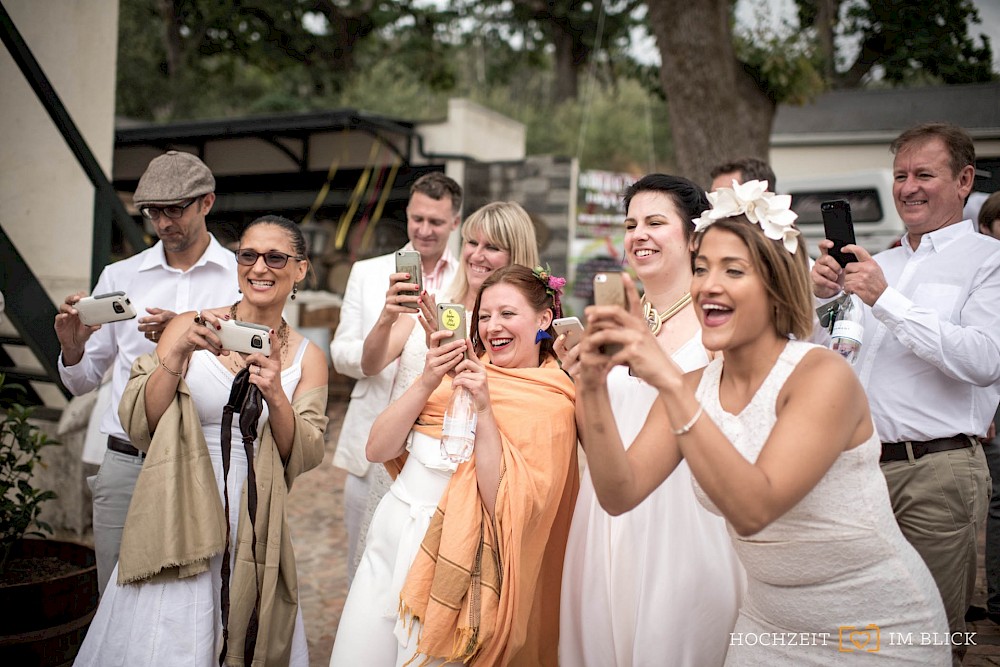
left=880, top=435, right=972, bottom=463
left=108, top=435, right=145, bottom=458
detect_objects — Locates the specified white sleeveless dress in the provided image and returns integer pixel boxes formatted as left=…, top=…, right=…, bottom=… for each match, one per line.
left=693, top=340, right=949, bottom=665
left=560, top=335, right=745, bottom=667
left=75, top=340, right=311, bottom=667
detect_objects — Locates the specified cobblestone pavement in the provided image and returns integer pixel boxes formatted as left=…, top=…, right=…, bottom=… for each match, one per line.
left=287, top=396, right=349, bottom=667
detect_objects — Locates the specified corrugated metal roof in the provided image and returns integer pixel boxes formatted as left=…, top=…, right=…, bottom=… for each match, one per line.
left=773, top=82, right=1000, bottom=144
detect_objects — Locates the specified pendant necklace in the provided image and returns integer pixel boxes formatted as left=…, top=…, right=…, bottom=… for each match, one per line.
left=641, top=292, right=691, bottom=336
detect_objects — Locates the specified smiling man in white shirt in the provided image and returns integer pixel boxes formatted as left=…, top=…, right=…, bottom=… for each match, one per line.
left=812, top=123, right=1000, bottom=664
left=54, top=151, right=240, bottom=593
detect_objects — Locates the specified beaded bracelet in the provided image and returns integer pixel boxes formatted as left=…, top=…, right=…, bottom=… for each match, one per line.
left=157, top=354, right=182, bottom=377
left=671, top=403, right=704, bottom=436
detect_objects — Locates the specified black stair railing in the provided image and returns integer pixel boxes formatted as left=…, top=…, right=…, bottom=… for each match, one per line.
left=0, top=3, right=150, bottom=403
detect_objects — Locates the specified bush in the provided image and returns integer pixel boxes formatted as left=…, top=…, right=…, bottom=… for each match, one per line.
left=0, top=374, right=60, bottom=574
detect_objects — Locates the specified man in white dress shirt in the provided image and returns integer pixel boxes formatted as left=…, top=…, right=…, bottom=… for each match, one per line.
left=330, top=172, right=461, bottom=583
left=811, top=123, right=1000, bottom=664
left=55, top=151, right=240, bottom=593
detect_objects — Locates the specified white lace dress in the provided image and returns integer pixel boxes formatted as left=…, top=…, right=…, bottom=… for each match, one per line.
left=75, top=341, right=311, bottom=667
left=693, top=340, right=949, bottom=665
left=560, top=335, right=745, bottom=667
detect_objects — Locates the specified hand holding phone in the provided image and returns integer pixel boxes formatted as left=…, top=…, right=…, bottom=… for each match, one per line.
left=436, top=303, right=468, bottom=359
left=552, top=316, right=584, bottom=349
left=74, top=291, right=137, bottom=326
left=217, top=319, right=272, bottom=356
left=592, top=273, right=626, bottom=356
left=821, top=200, right=858, bottom=267
left=394, top=250, right=423, bottom=301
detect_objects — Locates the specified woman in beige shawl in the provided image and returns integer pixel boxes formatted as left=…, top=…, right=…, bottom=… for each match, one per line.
left=330, top=265, right=577, bottom=666
left=75, top=216, right=328, bottom=667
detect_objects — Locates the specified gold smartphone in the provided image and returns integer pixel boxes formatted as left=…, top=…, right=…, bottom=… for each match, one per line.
left=394, top=250, right=423, bottom=300
left=592, top=272, right=625, bottom=356
left=437, top=303, right=468, bottom=359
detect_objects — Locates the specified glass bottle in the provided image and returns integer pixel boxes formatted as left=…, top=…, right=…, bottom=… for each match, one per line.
left=830, top=294, right=864, bottom=364
left=440, top=386, right=476, bottom=463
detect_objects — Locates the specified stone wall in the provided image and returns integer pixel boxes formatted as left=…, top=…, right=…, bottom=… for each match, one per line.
left=464, top=155, right=576, bottom=280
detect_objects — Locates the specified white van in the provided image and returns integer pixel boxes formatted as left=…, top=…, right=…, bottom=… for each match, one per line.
left=779, top=169, right=904, bottom=256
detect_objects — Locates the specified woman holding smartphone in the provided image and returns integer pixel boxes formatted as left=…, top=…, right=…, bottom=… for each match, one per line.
left=557, top=174, right=743, bottom=666
left=331, top=265, right=577, bottom=666
left=351, top=201, right=540, bottom=572
left=75, top=216, right=329, bottom=666
left=577, top=182, right=948, bottom=664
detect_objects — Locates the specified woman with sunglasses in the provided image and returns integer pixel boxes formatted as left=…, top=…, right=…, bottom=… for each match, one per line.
left=75, top=215, right=329, bottom=666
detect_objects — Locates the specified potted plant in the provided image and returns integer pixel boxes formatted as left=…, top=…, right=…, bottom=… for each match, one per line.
left=0, top=373, right=98, bottom=666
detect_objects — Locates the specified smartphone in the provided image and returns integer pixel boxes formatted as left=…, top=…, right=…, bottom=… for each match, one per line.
left=75, top=291, right=137, bottom=326
left=552, top=316, right=584, bottom=349
left=217, top=319, right=272, bottom=356
left=394, top=250, right=423, bottom=300
left=437, top=303, right=468, bottom=359
left=592, top=273, right=625, bottom=356
left=820, top=200, right=858, bottom=267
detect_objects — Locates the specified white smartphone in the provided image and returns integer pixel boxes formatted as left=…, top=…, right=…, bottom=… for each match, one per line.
left=217, top=319, right=272, bottom=356
left=552, top=316, right=584, bottom=349
left=75, top=291, right=137, bottom=326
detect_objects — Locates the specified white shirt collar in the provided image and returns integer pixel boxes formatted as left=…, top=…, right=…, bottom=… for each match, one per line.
left=138, top=234, right=233, bottom=273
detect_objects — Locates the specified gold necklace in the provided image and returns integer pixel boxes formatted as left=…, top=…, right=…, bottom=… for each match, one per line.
left=641, top=293, right=691, bottom=336
left=230, top=301, right=289, bottom=364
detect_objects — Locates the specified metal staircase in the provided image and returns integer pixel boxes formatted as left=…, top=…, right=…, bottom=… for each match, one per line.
left=0, top=4, right=148, bottom=409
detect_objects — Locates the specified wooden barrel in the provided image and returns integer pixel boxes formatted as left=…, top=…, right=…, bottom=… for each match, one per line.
left=0, top=540, right=98, bottom=667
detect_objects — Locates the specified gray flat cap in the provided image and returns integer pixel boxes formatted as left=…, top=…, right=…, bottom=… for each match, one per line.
left=133, top=151, right=215, bottom=206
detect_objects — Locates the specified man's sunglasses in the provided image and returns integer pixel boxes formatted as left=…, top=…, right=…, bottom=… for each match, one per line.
left=236, top=249, right=305, bottom=269
left=139, top=197, right=198, bottom=221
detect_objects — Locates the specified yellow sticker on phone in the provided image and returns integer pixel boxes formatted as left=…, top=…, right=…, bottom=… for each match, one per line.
left=440, top=307, right=462, bottom=331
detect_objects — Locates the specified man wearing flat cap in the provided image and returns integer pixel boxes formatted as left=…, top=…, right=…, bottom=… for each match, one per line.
left=55, top=151, right=240, bottom=593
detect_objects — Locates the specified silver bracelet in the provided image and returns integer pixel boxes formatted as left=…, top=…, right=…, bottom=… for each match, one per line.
left=671, top=403, right=704, bottom=436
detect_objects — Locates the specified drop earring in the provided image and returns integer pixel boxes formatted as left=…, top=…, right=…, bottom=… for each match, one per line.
left=291, top=284, right=298, bottom=301
left=535, top=329, right=552, bottom=344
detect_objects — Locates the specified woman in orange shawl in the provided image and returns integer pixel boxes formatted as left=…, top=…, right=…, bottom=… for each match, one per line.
left=330, top=265, right=577, bottom=666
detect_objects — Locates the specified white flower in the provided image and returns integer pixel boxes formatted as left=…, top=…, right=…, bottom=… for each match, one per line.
left=694, top=179, right=799, bottom=253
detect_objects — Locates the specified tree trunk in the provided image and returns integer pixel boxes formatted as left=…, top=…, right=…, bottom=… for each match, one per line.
left=153, top=0, right=183, bottom=119
left=645, top=0, right=775, bottom=188
left=816, top=0, right=838, bottom=82
left=551, top=23, right=581, bottom=103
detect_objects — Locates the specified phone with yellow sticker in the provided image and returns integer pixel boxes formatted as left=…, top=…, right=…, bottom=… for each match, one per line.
left=437, top=303, right=468, bottom=359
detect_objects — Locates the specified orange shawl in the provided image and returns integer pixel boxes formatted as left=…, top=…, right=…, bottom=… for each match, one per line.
left=397, top=355, right=577, bottom=666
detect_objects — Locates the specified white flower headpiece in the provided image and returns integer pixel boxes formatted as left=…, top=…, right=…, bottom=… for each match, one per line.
left=694, top=179, right=800, bottom=254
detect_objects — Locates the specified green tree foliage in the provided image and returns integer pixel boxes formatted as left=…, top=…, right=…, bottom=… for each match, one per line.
left=0, top=375, right=60, bottom=574
left=794, top=0, right=994, bottom=88
left=452, top=0, right=644, bottom=103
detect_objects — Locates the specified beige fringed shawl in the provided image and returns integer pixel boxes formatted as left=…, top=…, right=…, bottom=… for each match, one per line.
left=116, top=352, right=328, bottom=666
left=397, top=355, right=578, bottom=666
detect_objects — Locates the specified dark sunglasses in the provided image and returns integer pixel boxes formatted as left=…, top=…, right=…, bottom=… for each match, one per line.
left=235, top=248, right=304, bottom=269
left=139, top=197, right=198, bottom=221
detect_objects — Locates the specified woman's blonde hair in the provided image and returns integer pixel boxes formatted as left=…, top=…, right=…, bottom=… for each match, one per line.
left=691, top=216, right=814, bottom=340
left=446, top=201, right=540, bottom=302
